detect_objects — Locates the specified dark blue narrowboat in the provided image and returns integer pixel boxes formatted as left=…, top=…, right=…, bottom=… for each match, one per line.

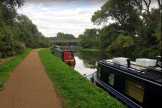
left=93, top=57, right=162, bottom=108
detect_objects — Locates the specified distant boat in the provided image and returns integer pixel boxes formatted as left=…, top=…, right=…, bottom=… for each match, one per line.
left=93, top=57, right=162, bottom=108
left=52, top=46, right=76, bottom=67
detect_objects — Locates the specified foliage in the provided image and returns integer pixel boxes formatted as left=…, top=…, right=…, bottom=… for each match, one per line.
left=1, top=0, right=24, bottom=7
left=39, top=49, right=126, bottom=108
left=0, top=2, right=50, bottom=58
left=83, top=0, right=162, bottom=59
left=15, top=15, right=51, bottom=48
left=79, top=29, right=100, bottom=48
left=99, top=24, right=120, bottom=49
left=0, top=34, right=25, bottom=58
left=52, top=32, right=78, bottom=46
left=92, top=0, right=142, bottom=35
left=107, top=34, right=135, bottom=58
left=56, top=32, right=75, bottom=40
left=0, top=48, right=31, bottom=89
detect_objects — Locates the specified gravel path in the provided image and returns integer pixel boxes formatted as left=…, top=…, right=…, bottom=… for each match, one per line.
left=0, top=50, right=62, bottom=108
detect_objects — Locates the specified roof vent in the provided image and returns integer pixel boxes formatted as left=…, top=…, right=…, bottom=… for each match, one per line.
left=112, top=57, right=128, bottom=66
left=135, top=58, right=156, bottom=67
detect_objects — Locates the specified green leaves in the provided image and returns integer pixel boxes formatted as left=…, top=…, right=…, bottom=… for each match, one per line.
left=90, top=0, right=161, bottom=58
left=0, top=3, right=50, bottom=58
left=3, top=0, right=24, bottom=8
left=107, top=34, right=135, bottom=58
left=79, top=29, right=100, bottom=49
left=115, top=35, right=134, bottom=48
left=56, top=32, right=75, bottom=40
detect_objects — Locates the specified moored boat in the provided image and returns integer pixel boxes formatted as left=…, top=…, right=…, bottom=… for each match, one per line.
left=63, top=49, right=75, bottom=67
left=52, top=46, right=75, bottom=67
left=93, top=57, right=162, bottom=108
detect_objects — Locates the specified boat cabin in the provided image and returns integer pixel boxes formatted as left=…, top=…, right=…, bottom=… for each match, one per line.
left=94, top=57, right=162, bottom=108
left=63, top=50, right=75, bottom=67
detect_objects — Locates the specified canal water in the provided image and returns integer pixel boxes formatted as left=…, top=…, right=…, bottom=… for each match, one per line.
left=74, top=56, right=97, bottom=77
left=74, top=50, right=108, bottom=78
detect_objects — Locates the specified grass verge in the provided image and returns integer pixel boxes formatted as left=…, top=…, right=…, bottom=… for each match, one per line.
left=39, top=49, right=126, bottom=108
left=0, top=49, right=31, bottom=89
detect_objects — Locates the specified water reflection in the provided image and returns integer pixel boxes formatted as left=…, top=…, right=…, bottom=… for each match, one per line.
left=74, top=56, right=96, bottom=76
left=74, top=50, right=108, bottom=77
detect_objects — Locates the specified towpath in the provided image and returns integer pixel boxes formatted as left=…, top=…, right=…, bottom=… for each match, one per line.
left=0, top=50, right=62, bottom=108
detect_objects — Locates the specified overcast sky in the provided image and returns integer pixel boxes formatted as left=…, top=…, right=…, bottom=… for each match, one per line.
left=18, top=0, right=105, bottom=37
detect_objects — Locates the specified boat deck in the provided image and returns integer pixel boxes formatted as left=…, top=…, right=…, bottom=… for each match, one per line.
left=100, top=60, right=162, bottom=85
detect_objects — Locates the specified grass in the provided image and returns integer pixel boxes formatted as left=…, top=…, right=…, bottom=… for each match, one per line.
left=0, top=49, right=31, bottom=89
left=39, top=49, right=126, bottom=108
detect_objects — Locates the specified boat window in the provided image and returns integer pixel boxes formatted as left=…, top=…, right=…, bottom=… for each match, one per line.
left=107, top=73, right=115, bottom=86
left=125, top=79, right=144, bottom=103
left=99, top=66, right=115, bottom=86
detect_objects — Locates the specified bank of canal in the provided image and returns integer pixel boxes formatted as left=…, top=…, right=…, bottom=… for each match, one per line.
left=39, top=49, right=126, bottom=108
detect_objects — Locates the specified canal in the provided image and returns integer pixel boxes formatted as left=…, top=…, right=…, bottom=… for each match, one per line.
left=74, top=50, right=108, bottom=78
left=74, top=55, right=96, bottom=78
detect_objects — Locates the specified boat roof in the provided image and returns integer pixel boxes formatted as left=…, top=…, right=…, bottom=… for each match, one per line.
left=99, top=60, right=162, bottom=86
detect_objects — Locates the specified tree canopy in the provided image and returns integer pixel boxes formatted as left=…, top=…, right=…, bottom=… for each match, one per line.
left=56, top=32, right=75, bottom=40
left=2, top=0, right=24, bottom=7
left=0, top=1, right=50, bottom=58
left=79, top=29, right=100, bottom=48
left=78, top=0, right=161, bottom=59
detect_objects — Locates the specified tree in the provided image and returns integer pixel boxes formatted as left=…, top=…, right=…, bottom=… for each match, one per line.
left=2, top=0, right=24, bottom=7
left=108, top=34, right=135, bottom=58
left=92, top=0, right=161, bottom=35
left=91, top=0, right=161, bottom=58
left=99, top=24, right=120, bottom=50
left=0, top=1, right=50, bottom=58
left=14, top=15, right=50, bottom=48
left=92, top=0, right=143, bottom=36
left=56, top=32, right=75, bottom=40
left=79, top=29, right=100, bottom=48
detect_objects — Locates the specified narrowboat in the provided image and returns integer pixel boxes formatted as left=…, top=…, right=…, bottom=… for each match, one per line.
left=52, top=46, right=76, bottom=67
left=93, top=57, right=162, bottom=108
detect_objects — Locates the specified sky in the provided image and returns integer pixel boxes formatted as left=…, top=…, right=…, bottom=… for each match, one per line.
left=18, top=0, right=105, bottom=37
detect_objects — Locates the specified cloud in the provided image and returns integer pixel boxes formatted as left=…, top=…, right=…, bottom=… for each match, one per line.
left=18, top=0, right=103, bottom=37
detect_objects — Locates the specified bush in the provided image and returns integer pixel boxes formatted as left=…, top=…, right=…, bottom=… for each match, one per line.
left=0, top=35, right=25, bottom=58
left=135, top=48, right=159, bottom=59
left=13, top=41, right=26, bottom=54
